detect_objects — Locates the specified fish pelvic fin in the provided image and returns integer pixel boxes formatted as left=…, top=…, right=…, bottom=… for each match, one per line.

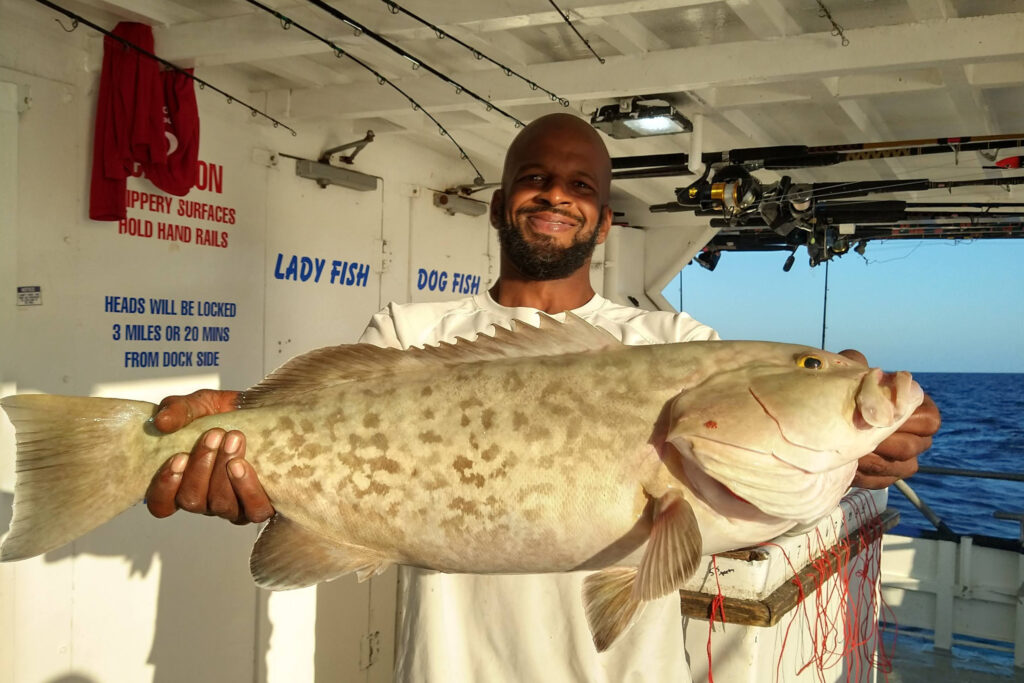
left=0, top=394, right=157, bottom=562
left=239, top=312, right=623, bottom=408
left=633, top=490, right=702, bottom=602
left=583, top=567, right=644, bottom=652
left=250, top=515, right=392, bottom=590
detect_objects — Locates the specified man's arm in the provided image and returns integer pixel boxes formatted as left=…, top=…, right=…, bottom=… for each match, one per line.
left=145, top=389, right=274, bottom=524
left=839, top=349, right=942, bottom=489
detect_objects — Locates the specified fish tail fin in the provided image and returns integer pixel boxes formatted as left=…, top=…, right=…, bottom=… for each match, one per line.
left=0, top=394, right=158, bottom=562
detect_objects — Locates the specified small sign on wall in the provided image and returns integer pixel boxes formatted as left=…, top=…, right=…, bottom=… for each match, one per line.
left=16, top=285, right=41, bottom=306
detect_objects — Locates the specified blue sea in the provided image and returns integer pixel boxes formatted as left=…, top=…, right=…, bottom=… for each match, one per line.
left=886, top=372, right=1024, bottom=540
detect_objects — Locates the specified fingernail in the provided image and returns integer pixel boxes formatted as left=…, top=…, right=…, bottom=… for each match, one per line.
left=228, top=460, right=246, bottom=479
left=224, top=432, right=241, bottom=454
left=170, top=453, right=188, bottom=474
left=204, top=430, right=224, bottom=449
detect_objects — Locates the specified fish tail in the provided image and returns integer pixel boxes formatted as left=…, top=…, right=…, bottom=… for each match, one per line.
left=0, top=394, right=159, bottom=561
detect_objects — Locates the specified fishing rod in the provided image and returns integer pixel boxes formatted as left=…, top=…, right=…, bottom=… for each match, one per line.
left=376, top=0, right=570, bottom=107
left=695, top=219, right=1024, bottom=270
left=244, top=0, right=486, bottom=183
left=303, top=0, right=524, bottom=128
left=612, top=132, right=1024, bottom=179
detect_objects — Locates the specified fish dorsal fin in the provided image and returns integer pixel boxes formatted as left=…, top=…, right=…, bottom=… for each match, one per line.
left=240, top=312, right=622, bottom=409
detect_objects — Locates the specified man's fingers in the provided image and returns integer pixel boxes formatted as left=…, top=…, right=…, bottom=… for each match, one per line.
left=174, top=429, right=224, bottom=514
left=207, top=431, right=242, bottom=522
left=146, top=453, right=189, bottom=518
left=152, top=396, right=195, bottom=434
left=838, top=349, right=868, bottom=365
left=898, top=394, right=941, bottom=437
left=152, top=389, right=241, bottom=434
left=227, top=453, right=275, bottom=524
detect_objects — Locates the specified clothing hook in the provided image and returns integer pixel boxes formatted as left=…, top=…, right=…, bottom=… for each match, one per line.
left=54, top=17, right=79, bottom=32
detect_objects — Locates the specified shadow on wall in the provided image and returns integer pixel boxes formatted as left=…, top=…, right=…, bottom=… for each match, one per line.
left=0, top=490, right=10, bottom=539
left=1, top=495, right=269, bottom=683
left=80, top=511, right=267, bottom=683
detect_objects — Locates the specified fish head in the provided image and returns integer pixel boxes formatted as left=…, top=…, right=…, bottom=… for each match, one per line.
left=664, top=343, right=924, bottom=521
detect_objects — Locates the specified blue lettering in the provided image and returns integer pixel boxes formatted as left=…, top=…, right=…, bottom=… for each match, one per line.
left=417, top=268, right=428, bottom=290
left=299, top=256, right=314, bottom=281
left=124, top=351, right=159, bottom=368
left=469, top=274, right=481, bottom=294
left=314, top=257, right=326, bottom=282
left=355, top=263, right=369, bottom=287
left=273, top=253, right=286, bottom=280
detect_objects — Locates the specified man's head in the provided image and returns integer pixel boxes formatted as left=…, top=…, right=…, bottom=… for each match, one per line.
left=490, top=113, right=613, bottom=280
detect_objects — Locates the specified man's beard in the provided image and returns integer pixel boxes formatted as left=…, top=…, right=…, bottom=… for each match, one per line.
left=497, top=207, right=601, bottom=280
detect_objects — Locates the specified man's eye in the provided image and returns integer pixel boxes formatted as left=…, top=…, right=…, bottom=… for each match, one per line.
left=574, top=181, right=593, bottom=191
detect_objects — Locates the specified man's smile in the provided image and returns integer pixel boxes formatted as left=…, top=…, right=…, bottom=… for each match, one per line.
left=521, top=210, right=582, bottom=235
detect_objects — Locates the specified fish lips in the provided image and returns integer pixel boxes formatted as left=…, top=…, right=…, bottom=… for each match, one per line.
left=855, top=368, right=923, bottom=428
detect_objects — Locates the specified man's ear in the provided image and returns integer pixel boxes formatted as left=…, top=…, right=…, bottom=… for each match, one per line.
left=489, top=189, right=504, bottom=229
left=595, top=205, right=613, bottom=244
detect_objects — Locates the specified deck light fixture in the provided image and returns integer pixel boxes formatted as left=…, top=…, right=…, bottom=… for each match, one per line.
left=591, top=98, right=692, bottom=139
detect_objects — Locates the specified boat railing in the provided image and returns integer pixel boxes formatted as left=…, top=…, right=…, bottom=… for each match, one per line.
left=882, top=465, right=1024, bottom=671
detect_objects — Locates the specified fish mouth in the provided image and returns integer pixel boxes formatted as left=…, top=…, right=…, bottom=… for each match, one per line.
left=855, top=368, right=923, bottom=428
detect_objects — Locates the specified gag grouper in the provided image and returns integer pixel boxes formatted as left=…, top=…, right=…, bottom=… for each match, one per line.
left=0, top=314, right=923, bottom=650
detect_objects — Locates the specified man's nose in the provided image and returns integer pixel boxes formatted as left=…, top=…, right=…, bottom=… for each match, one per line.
left=535, top=178, right=572, bottom=205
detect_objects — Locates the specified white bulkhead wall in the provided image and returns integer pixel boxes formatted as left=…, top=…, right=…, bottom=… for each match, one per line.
left=0, top=4, right=663, bottom=683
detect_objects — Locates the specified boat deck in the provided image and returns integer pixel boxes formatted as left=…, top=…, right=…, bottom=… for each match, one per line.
left=885, top=632, right=1024, bottom=682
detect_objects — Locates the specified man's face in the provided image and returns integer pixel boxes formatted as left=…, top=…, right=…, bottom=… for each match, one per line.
left=491, top=122, right=612, bottom=280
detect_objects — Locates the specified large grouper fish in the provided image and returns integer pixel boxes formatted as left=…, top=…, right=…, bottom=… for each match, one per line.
left=0, top=314, right=923, bottom=650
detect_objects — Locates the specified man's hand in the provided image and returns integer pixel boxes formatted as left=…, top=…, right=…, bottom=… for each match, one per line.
left=839, top=350, right=942, bottom=489
left=145, top=389, right=275, bottom=524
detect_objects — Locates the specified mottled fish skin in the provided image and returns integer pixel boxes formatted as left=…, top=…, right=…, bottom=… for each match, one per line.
left=153, top=338, right=917, bottom=575
left=172, top=345, right=685, bottom=574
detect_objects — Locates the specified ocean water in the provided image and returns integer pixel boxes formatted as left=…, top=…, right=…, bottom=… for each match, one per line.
left=886, top=372, right=1024, bottom=540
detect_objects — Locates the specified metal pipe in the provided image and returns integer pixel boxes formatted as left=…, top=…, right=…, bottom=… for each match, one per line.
left=893, top=479, right=959, bottom=539
left=916, top=466, right=1024, bottom=482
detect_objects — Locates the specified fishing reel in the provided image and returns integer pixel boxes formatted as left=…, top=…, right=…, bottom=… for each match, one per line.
left=675, top=165, right=763, bottom=222
left=758, top=176, right=817, bottom=235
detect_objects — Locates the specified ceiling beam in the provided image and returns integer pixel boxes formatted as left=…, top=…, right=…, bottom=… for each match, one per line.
left=282, top=14, right=1024, bottom=120
left=724, top=0, right=801, bottom=39
left=75, top=0, right=205, bottom=26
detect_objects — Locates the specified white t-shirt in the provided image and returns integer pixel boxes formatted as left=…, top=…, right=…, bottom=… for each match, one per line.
left=358, top=291, right=718, bottom=683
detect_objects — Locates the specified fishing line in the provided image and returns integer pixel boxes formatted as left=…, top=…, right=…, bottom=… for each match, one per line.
left=377, top=0, right=570, bottom=107
left=303, top=0, right=525, bottom=129
left=31, top=0, right=297, bottom=135
left=546, top=0, right=605, bottom=63
left=243, top=0, right=487, bottom=183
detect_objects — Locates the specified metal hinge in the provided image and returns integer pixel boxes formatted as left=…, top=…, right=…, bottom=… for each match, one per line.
left=376, top=238, right=392, bottom=274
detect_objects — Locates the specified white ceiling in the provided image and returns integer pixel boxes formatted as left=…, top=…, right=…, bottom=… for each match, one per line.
left=32, top=0, right=1024, bottom=216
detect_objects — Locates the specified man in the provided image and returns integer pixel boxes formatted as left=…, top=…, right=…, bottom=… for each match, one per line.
left=146, top=113, right=940, bottom=680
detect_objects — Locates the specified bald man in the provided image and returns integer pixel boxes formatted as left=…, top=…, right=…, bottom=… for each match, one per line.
left=148, top=113, right=940, bottom=681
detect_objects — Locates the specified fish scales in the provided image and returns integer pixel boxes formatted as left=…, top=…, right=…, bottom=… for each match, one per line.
left=198, top=345, right=683, bottom=574
left=0, top=314, right=924, bottom=651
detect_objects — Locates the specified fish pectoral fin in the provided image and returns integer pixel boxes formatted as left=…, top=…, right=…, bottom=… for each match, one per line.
left=582, top=567, right=644, bottom=652
left=250, top=515, right=392, bottom=590
left=633, top=490, right=701, bottom=602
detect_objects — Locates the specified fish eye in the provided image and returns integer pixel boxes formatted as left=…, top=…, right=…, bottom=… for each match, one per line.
left=797, top=354, right=824, bottom=370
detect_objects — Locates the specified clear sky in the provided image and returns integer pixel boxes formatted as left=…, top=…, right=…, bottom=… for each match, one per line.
left=662, top=238, right=1024, bottom=373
